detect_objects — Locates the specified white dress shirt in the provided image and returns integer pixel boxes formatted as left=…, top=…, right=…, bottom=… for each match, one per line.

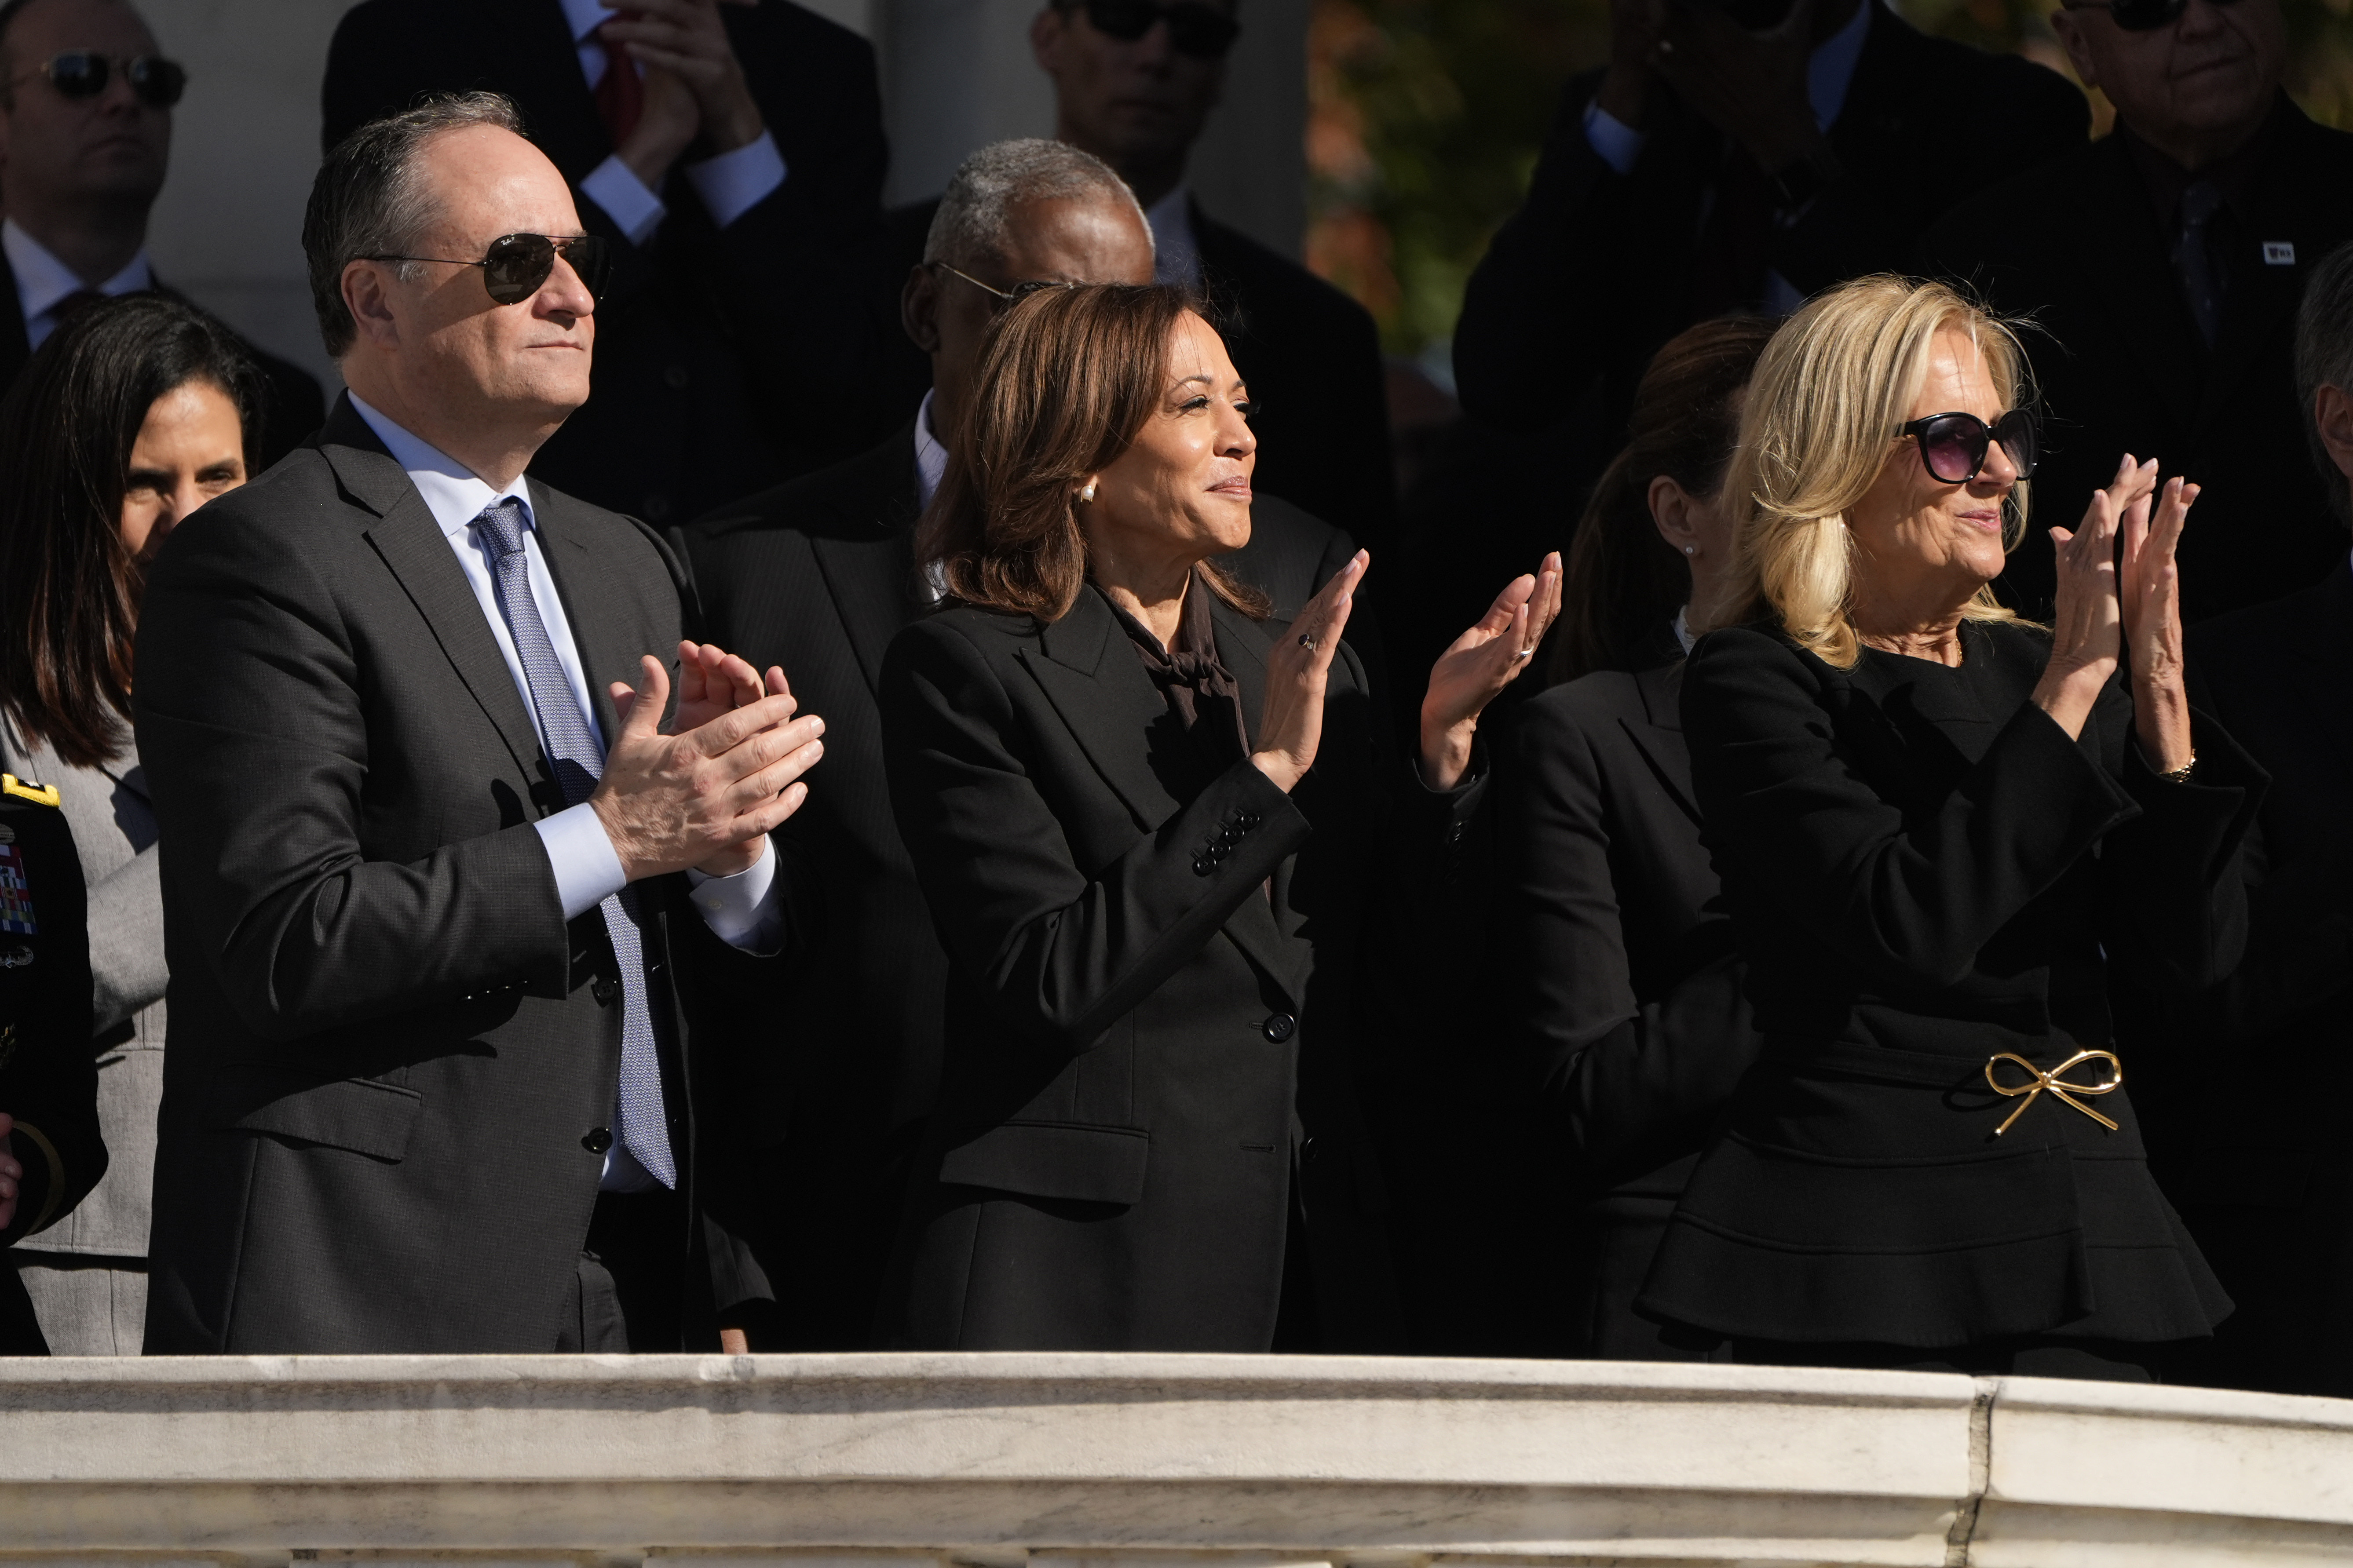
left=1582, top=0, right=1875, bottom=313
left=1144, top=186, right=1204, bottom=290
left=346, top=394, right=782, bottom=951
left=4, top=220, right=151, bottom=350
left=913, top=389, right=951, bottom=602
left=559, top=0, right=789, bottom=247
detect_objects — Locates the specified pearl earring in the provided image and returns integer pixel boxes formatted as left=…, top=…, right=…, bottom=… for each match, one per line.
left=1080, top=480, right=1098, bottom=503
left=1682, top=544, right=1696, bottom=556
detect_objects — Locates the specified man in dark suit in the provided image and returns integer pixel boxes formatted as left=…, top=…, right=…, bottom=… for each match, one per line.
left=322, top=0, right=887, bottom=525
left=2136, top=239, right=2353, bottom=1398
left=0, top=778, right=104, bottom=1355
left=0, top=0, right=323, bottom=466
left=137, top=96, right=825, bottom=1354
left=676, top=137, right=1372, bottom=1348
left=1023, top=0, right=1396, bottom=553
left=1923, top=0, right=2349, bottom=623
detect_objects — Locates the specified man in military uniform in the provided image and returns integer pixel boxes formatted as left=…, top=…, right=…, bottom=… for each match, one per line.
left=0, top=769, right=102, bottom=1354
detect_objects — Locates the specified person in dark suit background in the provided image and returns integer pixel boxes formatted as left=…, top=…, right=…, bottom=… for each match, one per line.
left=138, top=95, right=827, bottom=1354
left=0, top=781, right=104, bottom=1355
left=676, top=138, right=1377, bottom=1348
left=878, top=282, right=1555, bottom=1350
left=1024, top=0, right=1396, bottom=554
left=1922, top=0, right=2353, bottom=624
left=0, top=0, right=323, bottom=468
left=1487, top=317, right=1775, bottom=1361
left=322, top=0, right=887, bottom=525
left=2137, top=241, right=2353, bottom=1398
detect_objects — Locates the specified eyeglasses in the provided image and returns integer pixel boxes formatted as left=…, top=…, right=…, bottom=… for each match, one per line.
left=369, top=233, right=612, bottom=306
left=2062, top=0, right=2239, bottom=32
left=932, top=263, right=1078, bottom=310
left=1066, top=0, right=1241, bottom=58
left=1900, top=408, right=2040, bottom=485
left=14, top=51, right=186, bottom=108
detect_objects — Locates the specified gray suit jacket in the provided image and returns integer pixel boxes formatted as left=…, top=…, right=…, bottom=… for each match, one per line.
left=135, top=397, right=803, bottom=1353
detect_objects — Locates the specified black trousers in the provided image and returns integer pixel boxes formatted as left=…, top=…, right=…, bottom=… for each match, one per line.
left=555, top=1187, right=687, bottom=1353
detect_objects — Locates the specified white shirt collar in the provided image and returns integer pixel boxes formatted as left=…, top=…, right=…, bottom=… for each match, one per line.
left=4, top=219, right=151, bottom=342
left=347, top=391, right=534, bottom=540
left=1809, top=0, right=1874, bottom=135
left=558, top=0, right=621, bottom=43
left=1673, top=605, right=1695, bottom=656
left=1144, top=186, right=1200, bottom=290
left=913, top=389, right=950, bottom=514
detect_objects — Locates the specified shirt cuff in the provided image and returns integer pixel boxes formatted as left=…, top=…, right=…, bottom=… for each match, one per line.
left=581, top=154, right=668, bottom=248
left=685, top=130, right=788, bottom=229
left=684, top=835, right=784, bottom=953
left=1582, top=99, right=1646, bottom=176
left=536, top=802, right=629, bottom=921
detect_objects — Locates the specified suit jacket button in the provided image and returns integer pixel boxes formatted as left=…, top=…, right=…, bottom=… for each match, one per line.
left=1263, top=1012, right=1297, bottom=1043
left=592, top=976, right=617, bottom=1006
left=582, top=1127, right=614, bottom=1154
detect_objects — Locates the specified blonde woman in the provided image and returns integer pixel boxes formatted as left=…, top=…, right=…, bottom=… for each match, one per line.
left=1637, top=275, right=2262, bottom=1379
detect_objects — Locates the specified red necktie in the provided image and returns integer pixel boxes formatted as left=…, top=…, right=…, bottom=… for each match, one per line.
left=593, top=17, right=643, bottom=149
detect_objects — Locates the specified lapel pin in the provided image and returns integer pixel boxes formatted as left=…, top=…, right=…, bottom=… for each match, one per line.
left=2264, top=242, right=2297, bottom=266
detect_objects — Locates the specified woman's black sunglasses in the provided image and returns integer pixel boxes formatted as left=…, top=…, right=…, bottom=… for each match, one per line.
left=2064, top=0, right=2238, bottom=32
left=369, top=233, right=613, bottom=307
left=1900, top=408, right=2040, bottom=484
left=20, top=50, right=186, bottom=108
left=1069, top=0, right=1241, bottom=58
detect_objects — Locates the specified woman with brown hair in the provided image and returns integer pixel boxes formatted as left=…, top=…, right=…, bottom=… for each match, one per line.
left=0, top=293, right=263, bottom=1354
left=880, top=283, right=1557, bottom=1351
left=1498, top=316, right=1775, bottom=1359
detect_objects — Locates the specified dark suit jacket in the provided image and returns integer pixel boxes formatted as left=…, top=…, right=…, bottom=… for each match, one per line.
left=1921, top=100, right=2353, bottom=624
left=1454, top=4, right=2086, bottom=441
left=0, top=786, right=101, bottom=1354
left=0, top=254, right=326, bottom=473
left=134, top=397, right=804, bottom=1353
left=875, top=586, right=1466, bottom=1350
left=1650, top=619, right=2257, bottom=1350
left=853, top=197, right=1397, bottom=553
left=322, top=0, right=888, bottom=524
left=2134, top=558, right=2353, bottom=1395
left=670, top=423, right=1374, bottom=1347
left=1496, top=637, right=1762, bottom=1358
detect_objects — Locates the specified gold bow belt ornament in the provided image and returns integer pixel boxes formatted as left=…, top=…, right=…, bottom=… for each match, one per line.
left=1985, top=1048, right=2123, bottom=1136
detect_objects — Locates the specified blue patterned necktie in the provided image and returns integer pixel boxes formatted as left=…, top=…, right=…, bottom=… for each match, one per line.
left=475, top=498, right=676, bottom=1189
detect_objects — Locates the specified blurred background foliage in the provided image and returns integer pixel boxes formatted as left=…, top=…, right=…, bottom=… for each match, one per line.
left=1305, top=0, right=2353, bottom=368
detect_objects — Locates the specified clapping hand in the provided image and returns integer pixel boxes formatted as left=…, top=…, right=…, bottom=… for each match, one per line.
left=605, top=0, right=764, bottom=190
left=2121, top=474, right=2199, bottom=773
left=1251, top=551, right=1367, bottom=794
left=1418, top=553, right=1564, bottom=790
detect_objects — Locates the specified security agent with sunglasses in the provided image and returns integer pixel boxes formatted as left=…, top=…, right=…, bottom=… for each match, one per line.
left=136, top=95, right=827, bottom=1355
left=672, top=138, right=1378, bottom=1349
left=1922, top=0, right=2353, bottom=626
left=324, top=0, right=887, bottom=527
left=0, top=0, right=323, bottom=468
left=1023, top=0, right=1398, bottom=556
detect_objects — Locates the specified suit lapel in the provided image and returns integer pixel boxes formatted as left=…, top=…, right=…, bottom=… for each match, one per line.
left=2198, top=105, right=2329, bottom=427
left=1625, top=662, right=1702, bottom=824
left=504, top=1, right=614, bottom=179
left=333, top=403, right=546, bottom=787
left=0, top=245, right=29, bottom=391
left=810, top=428, right=924, bottom=696
left=1209, top=595, right=1309, bottom=1001
left=2066, top=137, right=2206, bottom=430
left=1019, top=589, right=1185, bottom=831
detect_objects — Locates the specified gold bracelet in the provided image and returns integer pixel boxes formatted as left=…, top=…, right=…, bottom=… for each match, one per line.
left=2159, top=751, right=2197, bottom=784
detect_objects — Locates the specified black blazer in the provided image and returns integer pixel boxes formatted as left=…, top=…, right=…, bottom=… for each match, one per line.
left=1647, top=619, right=2259, bottom=1350
left=2130, top=559, right=2353, bottom=1395
left=134, top=397, right=807, bottom=1353
left=322, top=0, right=888, bottom=524
left=1922, top=101, right=2353, bottom=624
left=1454, top=3, right=2086, bottom=444
left=876, top=586, right=1468, bottom=1350
left=0, top=254, right=326, bottom=473
left=0, top=786, right=101, bottom=1354
left=671, top=426, right=1379, bottom=1346
left=1497, top=640, right=1763, bottom=1357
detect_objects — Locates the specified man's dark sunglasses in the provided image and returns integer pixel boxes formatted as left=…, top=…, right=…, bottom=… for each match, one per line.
left=1900, top=408, right=2040, bottom=484
left=2064, top=0, right=2238, bottom=32
left=1068, top=0, right=1241, bottom=58
left=18, top=50, right=186, bottom=108
left=370, top=233, right=612, bottom=307
left=933, top=262, right=1078, bottom=310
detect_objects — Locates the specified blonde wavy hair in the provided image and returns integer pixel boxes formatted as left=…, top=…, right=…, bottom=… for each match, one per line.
left=1706, top=274, right=2036, bottom=668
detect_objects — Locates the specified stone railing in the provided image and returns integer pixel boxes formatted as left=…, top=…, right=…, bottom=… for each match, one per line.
left=2, top=1353, right=2351, bottom=1564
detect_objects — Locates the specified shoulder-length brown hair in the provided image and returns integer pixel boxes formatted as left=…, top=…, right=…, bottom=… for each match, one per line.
left=0, top=293, right=264, bottom=767
left=917, top=281, right=1268, bottom=622
left=1550, top=314, right=1777, bottom=685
